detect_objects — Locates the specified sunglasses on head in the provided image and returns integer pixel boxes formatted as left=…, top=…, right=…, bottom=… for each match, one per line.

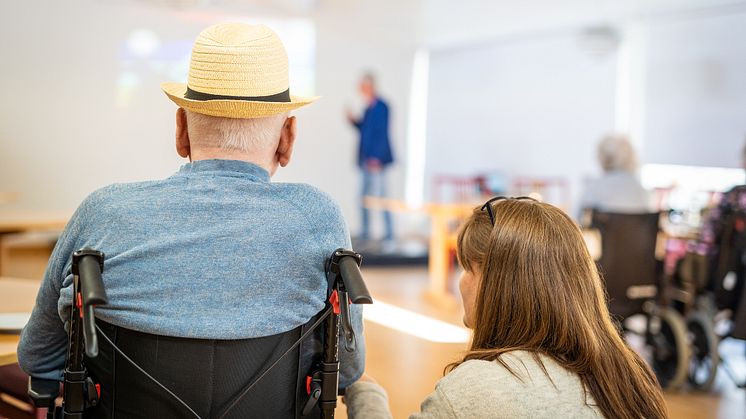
left=480, top=196, right=536, bottom=225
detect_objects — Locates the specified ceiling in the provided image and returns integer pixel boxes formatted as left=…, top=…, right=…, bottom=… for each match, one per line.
left=421, top=0, right=746, bottom=49
left=114, top=0, right=746, bottom=49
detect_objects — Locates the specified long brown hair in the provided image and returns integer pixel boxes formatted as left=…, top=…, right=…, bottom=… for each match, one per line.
left=452, top=198, right=668, bottom=419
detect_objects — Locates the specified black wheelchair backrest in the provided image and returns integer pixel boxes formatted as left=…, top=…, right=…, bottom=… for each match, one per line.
left=591, top=210, right=661, bottom=319
left=29, top=248, right=371, bottom=419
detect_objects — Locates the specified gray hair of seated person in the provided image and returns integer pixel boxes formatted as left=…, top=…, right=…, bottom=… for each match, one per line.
left=185, top=110, right=289, bottom=153
left=597, top=135, right=638, bottom=173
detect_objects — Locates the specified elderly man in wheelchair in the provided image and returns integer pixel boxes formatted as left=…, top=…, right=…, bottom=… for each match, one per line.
left=17, top=23, right=369, bottom=418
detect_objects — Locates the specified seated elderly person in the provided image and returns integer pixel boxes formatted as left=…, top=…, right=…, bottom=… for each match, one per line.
left=18, top=23, right=363, bottom=416
left=580, top=135, right=653, bottom=215
left=687, top=139, right=746, bottom=320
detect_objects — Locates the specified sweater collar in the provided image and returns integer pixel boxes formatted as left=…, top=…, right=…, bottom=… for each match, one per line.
left=178, top=159, right=270, bottom=182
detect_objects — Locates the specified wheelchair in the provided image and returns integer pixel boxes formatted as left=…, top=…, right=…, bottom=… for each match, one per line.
left=27, top=247, right=372, bottom=418
left=675, top=211, right=746, bottom=391
left=590, top=210, right=690, bottom=389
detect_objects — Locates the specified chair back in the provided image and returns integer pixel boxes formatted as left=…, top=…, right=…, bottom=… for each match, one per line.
left=591, top=211, right=661, bottom=319
left=712, top=211, right=746, bottom=339
left=84, top=315, right=324, bottom=419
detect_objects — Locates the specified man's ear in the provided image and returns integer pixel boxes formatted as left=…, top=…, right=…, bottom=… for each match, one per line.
left=276, top=116, right=296, bottom=168
left=175, top=108, right=191, bottom=159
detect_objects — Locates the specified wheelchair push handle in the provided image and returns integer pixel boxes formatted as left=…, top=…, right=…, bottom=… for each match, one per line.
left=73, top=249, right=107, bottom=305
left=72, top=249, right=107, bottom=358
left=327, top=249, right=373, bottom=305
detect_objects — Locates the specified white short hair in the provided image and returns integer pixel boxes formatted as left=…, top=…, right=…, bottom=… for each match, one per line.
left=185, top=111, right=288, bottom=153
left=598, top=135, right=638, bottom=172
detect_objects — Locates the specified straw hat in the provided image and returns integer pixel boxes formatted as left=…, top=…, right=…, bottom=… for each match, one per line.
left=161, top=23, right=318, bottom=118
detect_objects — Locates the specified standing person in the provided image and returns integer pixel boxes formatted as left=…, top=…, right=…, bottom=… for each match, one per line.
left=347, top=73, right=395, bottom=247
left=344, top=198, right=668, bottom=419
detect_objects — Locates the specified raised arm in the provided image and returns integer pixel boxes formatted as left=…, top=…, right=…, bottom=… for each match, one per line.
left=347, top=108, right=363, bottom=130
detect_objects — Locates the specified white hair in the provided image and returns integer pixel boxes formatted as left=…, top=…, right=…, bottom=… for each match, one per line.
left=597, top=134, right=638, bottom=173
left=185, top=110, right=288, bottom=153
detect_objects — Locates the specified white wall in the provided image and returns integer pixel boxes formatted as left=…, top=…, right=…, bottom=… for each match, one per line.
left=0, top=0, right=181, bottom=211
left=0, top=0, right=419, bottom=238
left=641, top=10, right=746, bottom=168
left=425, top=33, right=618, bottom=214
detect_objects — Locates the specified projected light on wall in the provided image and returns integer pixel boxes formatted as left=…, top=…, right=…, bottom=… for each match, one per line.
left=128, top=29, right=161, bottom=57
left=117, top=18, right=316, bottom=108
left=117, top=29, right=191, bottom=107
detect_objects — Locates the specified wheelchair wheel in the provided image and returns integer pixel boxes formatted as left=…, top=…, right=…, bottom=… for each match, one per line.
left=649, top=307, right=689, bottom=389
left=687, top=310, right=719, bottom=391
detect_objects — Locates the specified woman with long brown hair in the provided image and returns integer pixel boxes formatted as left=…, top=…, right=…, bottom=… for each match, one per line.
left=345, top=197, right=668, bottom=418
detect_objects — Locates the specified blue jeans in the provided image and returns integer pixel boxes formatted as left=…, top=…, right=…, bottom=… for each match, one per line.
left=361, top=167, right=393, bottom=241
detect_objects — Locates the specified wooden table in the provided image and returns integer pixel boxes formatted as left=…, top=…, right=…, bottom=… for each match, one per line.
left=0, top=211, right=71, bottom=234
left=0, top=277, right=40, bottom=366
left=364, top=197, right=475, bottom=301
left=422, top=203, right=474, bottom=302
left=0, top=211, right=70, bottom=277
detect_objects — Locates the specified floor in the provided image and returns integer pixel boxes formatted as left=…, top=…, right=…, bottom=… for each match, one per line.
left=346, top=266, right=746, bottom=419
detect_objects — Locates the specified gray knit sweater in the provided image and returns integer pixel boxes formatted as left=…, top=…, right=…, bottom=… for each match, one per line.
left=345, top=351, right=604, bottom=419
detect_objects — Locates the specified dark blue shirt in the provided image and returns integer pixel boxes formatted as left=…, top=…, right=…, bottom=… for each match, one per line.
left=353, top=98, right=394, bottom=167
